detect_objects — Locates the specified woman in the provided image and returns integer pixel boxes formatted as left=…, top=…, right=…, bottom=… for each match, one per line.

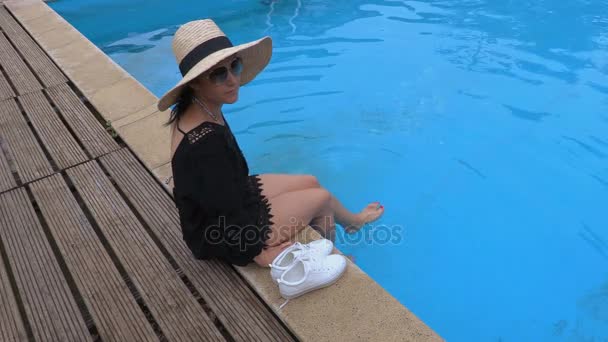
left=161, top=20, right=384, bottom=268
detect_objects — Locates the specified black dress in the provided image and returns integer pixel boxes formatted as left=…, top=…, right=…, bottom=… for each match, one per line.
left=171, top=117, right=273, bottom=266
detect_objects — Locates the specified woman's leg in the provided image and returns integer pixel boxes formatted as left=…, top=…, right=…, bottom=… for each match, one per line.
left=253, top=187, right=385, bottom=266
left=257, top=173, right=382, bottom=232
left=253, top=188, right=331, bottom=267
left=255, top=173, right=340, bottom=244
left=328, top=196, right=384, bottom=233
left=257, top=174, right=320, bottom=199
left=288, top=188, right=383, bottom=234
left=264, top=188, right=332, bottom=246
left=310, top=210, right=336, bottom=241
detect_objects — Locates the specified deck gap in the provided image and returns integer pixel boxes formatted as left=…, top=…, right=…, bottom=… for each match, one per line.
left=23, top=185, right=102, bottom=341
left=0, top=24, right=46, bottom=91
left=0, top=50, right=18, bottom=96
left=66, top=82, right=127, bottom=147
left=0, top=135, right=21, bottom=187
left=13, top=97, right=59, bottom=171
left=103, top=149, right=296, bottom=339
left=60, top=168, right=169, bottom=342
left=3, top=5, right=67, bottom=83
left=0, top=197, right=36, bottom=342
left=42, top=87, right=93, bottom=160
left=0, top=155, right=92, bottom=197
left=95, top=156, right=237, bottom=341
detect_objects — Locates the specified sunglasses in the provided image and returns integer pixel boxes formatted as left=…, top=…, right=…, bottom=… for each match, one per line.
left=208, top=57, right=243, bottom=84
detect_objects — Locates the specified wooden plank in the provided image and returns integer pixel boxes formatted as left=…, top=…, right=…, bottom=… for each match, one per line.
left=19, top=90, right=87, bottom=169
left=0, top=187, right=92, bottom=341
left=100, top=148, right=296, bottom=342
left=0, top=247, right=28, bottom=342
left=0, top=7, right=66, bottom=87
left=0, top=70, right=15, bottom=101
left=66, top=160, right=225, bottom=342
left=46, top=83, right=120, bottom=158
left=0, top=143, right=16, bottom=192
left=29, top=174, right=159, bottom=342
left=0, top=32, right=41, bottom=95
left=0, top=98, right=53, bottom=183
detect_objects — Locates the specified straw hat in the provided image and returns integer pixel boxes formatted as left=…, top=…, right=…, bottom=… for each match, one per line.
left=158, top=19, right=272, bottom=111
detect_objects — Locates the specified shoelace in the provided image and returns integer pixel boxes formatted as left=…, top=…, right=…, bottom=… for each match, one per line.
left=276, top=252, right=315, bottom=311
left=269, top=242, right=316, bottom=270
left=276, top=254, right=313, bottom=286
left=273, top=242, right=328, bottom=310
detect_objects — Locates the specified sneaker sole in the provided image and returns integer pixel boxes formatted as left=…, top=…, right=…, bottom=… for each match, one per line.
left=279, top=266, right=347, bottom=299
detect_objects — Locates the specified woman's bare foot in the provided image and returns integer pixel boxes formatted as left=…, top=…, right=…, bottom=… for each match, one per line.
left=343, top=202, right=384, bottom=233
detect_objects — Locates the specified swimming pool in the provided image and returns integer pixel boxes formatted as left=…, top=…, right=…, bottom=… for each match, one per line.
left=50, top=0, right=608, bottom=340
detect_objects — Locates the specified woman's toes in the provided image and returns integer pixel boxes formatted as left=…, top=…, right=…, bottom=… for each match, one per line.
left=344, top=202, right=385, bottom=233
left=365, top=203, right=384, bottom=222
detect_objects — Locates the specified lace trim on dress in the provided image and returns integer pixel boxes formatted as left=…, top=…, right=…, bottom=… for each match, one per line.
left=186, top=125, right=215, bottom=144
left=247, top=175, right=274, bottom=241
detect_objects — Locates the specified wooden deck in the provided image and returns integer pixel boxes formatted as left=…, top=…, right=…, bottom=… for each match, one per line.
left=0, top=4, right=296, bottom=342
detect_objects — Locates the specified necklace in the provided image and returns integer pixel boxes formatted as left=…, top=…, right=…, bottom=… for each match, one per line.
left=193, top=96, right=222, bottom=123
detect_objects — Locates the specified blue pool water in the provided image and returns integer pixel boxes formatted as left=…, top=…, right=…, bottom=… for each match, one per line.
left=51, top=0, right=608, bottom=340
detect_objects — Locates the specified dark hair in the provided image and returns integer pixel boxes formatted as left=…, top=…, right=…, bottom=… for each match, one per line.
left=165, top=85, right=194, bottom=126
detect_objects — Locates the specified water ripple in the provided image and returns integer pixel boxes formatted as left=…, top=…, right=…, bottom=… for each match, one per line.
left=271, top=48, right=341, bottom=62
left=590, top=136, right=608, bottom=148
left=503, top=105, right=551, bottom=122
left=247, top=119, right=305, bottom=130
left=253, top=75, right=323, bottom=85
left=456, top=159, right=486, bottom=179
left=386, top=14, right=446, bottom=24
left=562, top=136, right=607, bottom=159
left=103, top=44, right=154, bottom=54
left=484, top=68, right=544, bottom=85
left=282, top=37, right=383, bottom=47
left=579, top=223, right=608, bottom=260
left=591, top=174, right=608, bottom=189
left=380, top=0, right=416, bottom=12
left=264, top=133, right=319, bottom=142
left=148, top=26, right=178, bottom=41
left=265, top=64, right=336, bottom=73
left=227, top=91, right=343, bottom=113
left=457, top=89, right=488, bottom=99
left=515, top=59, right=577, bottom=83
left=380, top=147, right=404, bottom=158
left=280, top=107, right=305, bottom=114
left=588, top=82, right=608, bottom=94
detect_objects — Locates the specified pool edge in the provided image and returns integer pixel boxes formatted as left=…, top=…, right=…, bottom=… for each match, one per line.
left=4, top=1, right=444, bottom=340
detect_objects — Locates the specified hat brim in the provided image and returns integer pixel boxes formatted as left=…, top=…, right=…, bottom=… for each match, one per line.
left=157, top=36, right=272, bottom=111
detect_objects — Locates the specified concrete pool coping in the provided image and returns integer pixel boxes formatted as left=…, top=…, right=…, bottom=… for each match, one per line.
left=4, top=0, right=444, bottom=340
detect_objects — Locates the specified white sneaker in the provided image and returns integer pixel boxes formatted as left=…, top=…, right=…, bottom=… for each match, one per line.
left=269, top=240, right=334, bottom=284
left=277, top=253, right=347, bottom=300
